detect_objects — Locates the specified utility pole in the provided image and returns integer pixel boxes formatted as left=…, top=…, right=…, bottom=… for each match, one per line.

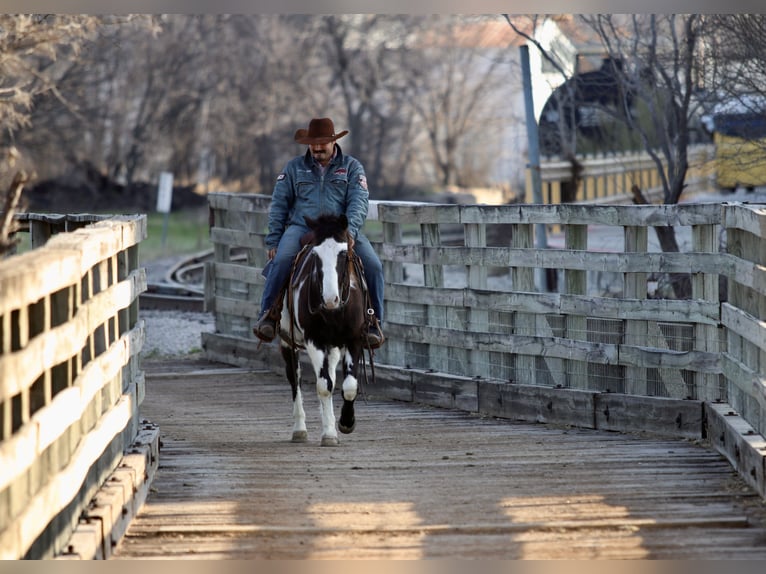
left=520, top=44, right=550, bottom=292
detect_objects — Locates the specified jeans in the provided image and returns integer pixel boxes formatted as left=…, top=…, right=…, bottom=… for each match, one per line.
left=260, top=224, right=384, bottom=324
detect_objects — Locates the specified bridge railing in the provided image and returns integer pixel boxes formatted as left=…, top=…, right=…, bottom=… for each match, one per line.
left=526, top=144, right=716, bottom=204
left=203, top=193, right=766, bottom=497
left=0, top=214, right=153, bottom=559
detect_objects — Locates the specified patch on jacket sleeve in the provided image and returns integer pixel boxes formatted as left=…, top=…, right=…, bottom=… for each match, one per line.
left=358, top=175, right=368, bottom=190
left=276, top=173, right=286, bottom=181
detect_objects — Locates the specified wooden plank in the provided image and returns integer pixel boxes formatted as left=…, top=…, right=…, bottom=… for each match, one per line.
left=0, top=385, right=139, bottom=559
left=565, top=223, right=588, bottom=389
left=207, top=192, right=272, bottom=213
left=723, top=202, right=766, bottom=237
left=212, top=261, right=262, bottom=284
left=617, top=345, right=721, bottom=373
left=377, top=203, right=460, bottom=224
left=706, top=402, right=766, bottom=498
left=464, top=223, right=489, bottom=378
left=56, top=423, right=160, bottom=560
left=378, top=244, right=733, bottom=275
left=209, top=227, right=264, bottom=249
left=384, top=284, right=719, bottom=325
left=455, top=203, right=721, bottom=227
left=112, top=362, right=766, bottom=560
left=0, top=250, right=82, bottom=314
left=722, top=303, right=766, bottom=350
left=0, top=270, right=146, bottom=398
left=411, top=371, right=478, bottom=412
left=0, top=324, right=145, bottom=491
left=594, top=393, right=703, bottom=439
left=478, top=380, right=596, bottom=429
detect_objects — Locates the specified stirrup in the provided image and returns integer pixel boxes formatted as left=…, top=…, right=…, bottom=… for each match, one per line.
left=253, top=315, right=277, bottom=342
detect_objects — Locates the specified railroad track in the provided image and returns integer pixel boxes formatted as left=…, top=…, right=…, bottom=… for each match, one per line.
left=139, top=248, right=247, bottom=312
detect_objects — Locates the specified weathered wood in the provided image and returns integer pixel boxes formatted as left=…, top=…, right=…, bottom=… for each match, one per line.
left=0, top=270, right=146, bottom=396
left=379, top=244, right=732, bottom=275
left=56, top=422, right=160, bottom=560
left=0, top=215, right=148, bottom=559
left=112, top=361, right=766, bottom=559
left=706, top=402, right=766, bottom=498
left=202, top=194, right=766, bottom=494
left=722, top=303, right=766, bottom=350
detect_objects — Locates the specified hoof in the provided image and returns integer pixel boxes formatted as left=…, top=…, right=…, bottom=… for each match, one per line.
left=338, top=420, right=356, bottom=434
left=291, top=430, right=308, bottom=442
left=320, top=435, right=340, bottom=447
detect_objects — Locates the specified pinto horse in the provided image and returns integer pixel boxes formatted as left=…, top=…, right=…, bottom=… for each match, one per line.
left=278, top=214, right=368, bottom=446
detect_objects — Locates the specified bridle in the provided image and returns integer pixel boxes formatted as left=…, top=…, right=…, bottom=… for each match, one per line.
left=302, top=244, right=354, bottom=317
left=284, top=235, right=377, bottom=394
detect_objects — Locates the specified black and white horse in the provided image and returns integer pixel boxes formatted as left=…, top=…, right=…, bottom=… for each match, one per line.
left=278, top=214, right=367, bottom=446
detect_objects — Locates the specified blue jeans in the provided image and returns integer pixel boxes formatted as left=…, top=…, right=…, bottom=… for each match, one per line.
left=260, top=224, right=384, bottom=324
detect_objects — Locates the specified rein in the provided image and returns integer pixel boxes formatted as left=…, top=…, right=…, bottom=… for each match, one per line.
left=284, top=239, right=377, bottom=390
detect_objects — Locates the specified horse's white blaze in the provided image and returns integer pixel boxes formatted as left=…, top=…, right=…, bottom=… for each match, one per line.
left=313, top=239, right=346, bottom=309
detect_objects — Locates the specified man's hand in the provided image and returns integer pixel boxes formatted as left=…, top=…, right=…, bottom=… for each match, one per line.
left=267, top=248, right=276, bottom=260
left=348, top=235, right=355, bottom=251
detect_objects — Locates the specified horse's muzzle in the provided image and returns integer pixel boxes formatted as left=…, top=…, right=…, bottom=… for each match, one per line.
left=321, top=295, right=341, bottom=310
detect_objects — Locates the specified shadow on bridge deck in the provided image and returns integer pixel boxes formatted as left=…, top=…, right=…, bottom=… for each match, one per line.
left=112, top=358, right=766, bottom=560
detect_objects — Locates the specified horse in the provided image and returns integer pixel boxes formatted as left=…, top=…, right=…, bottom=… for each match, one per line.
left=278, top=213, right=369, bottom=446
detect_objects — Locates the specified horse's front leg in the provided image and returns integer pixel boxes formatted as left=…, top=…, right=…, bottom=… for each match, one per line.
left=338, top=345, right=361, bottom=434
left=280, top=341, right=307, bottom=442
left=307, top=343, right=341, bottom=446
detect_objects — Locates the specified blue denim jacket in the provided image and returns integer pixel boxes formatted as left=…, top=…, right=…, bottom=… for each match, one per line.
left=265, top=144, right=369, bottom=249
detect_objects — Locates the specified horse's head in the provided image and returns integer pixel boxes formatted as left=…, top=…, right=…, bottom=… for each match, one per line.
left=303, top=214, right=352, bottom=311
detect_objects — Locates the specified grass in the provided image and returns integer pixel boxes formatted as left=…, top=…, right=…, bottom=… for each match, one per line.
left=140, top=207, right=211, bottom=262
left=10, top=206, right=211, bottom=262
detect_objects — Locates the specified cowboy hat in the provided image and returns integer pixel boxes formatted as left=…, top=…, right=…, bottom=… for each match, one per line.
left=294, top=117, right=349, bottom=145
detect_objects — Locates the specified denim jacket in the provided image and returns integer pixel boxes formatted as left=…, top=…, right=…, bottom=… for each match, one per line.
left=265, top=144, right=369, bottom=249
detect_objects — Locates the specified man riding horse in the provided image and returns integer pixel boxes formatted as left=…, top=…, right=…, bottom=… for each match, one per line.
left=253, top=117, right=385, bottom=349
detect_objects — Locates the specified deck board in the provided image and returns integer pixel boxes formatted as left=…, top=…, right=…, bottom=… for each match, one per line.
left=112, top=359, right=766, bottom=559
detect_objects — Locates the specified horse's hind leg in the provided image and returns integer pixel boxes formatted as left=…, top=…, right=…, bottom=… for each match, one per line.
left=338, top=347, right=360, bottom=434
left=281, top=342, right=307, bottom=442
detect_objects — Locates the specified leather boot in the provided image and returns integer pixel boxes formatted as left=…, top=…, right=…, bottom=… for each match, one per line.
left=253, top=313, right=277, bottom=342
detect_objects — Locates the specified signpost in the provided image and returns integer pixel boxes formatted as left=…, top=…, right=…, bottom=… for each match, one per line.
left=157, top=171, right=173, bottom=249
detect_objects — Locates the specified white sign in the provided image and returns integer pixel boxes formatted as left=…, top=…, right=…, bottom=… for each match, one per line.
left=157, top=171, right=174, bottom=213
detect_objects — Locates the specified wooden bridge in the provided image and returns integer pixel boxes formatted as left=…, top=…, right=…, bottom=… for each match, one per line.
left=112, top=357, right=766, bottom=560
left=2, top=196, right=766, bottom=559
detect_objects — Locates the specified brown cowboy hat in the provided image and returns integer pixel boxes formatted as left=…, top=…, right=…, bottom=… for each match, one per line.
left=294, top=117, right=349, bottom=145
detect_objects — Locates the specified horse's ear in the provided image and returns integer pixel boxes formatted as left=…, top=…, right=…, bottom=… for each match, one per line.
left=304, top=215, right=317, bottom=229
left=339, top=214, right=348, bottom=229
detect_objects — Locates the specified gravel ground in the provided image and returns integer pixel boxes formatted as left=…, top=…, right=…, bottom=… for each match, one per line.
left=140, top=309, right=215, bottom=358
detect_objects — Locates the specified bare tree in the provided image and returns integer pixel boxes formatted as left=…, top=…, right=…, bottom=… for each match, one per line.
left=0, top=15, right=100, bottom=134
left=402, top=15, right=516, bottom=188
left=11, top=15, right=529, bottom=200
left=0, top=15, right=104, bottom=245
left=315, top=15, right=422, bottom=194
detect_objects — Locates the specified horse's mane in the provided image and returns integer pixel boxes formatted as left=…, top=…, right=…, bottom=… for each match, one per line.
left=303, top=214, right=350, bottom=247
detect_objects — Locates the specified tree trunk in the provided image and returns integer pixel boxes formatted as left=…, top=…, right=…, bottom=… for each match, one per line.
left=631, top=185, right=691, bottom=299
